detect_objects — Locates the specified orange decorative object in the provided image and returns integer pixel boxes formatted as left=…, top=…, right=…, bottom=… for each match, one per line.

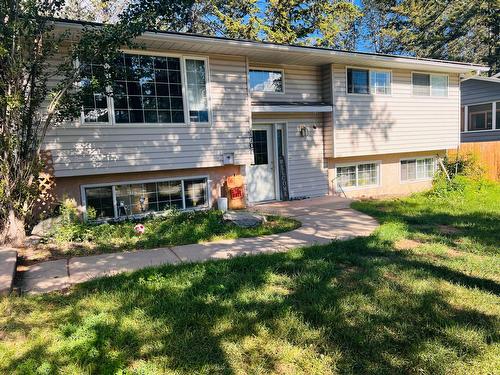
left=226, top=175, right=246, bottom=209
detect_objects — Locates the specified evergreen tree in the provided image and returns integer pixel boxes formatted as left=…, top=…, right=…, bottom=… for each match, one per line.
left=367, top=0, right=499, bottom=74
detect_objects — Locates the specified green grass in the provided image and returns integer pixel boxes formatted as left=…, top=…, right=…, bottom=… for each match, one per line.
left=1, top=182, right=499, bottom=374
left=40, top=210, right=300, bottom=258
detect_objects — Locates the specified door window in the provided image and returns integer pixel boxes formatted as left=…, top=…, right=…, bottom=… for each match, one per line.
left=252, top=130, right=269, bottom=165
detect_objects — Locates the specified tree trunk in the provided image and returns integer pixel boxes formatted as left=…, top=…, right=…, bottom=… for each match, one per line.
left=1, top=210, right=26, bottom=247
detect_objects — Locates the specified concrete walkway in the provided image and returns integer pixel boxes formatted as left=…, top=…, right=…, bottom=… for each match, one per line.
left=20, top=197, right=378, bottom=294
left=0, top=248, right=17, bottom=296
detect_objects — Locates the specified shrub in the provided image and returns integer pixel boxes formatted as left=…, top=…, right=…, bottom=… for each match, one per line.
left=60, top=197, right=80, bottom=225
left=440, top=152, right=485, bottom=181
left=431, top=154, right=487, bottom=197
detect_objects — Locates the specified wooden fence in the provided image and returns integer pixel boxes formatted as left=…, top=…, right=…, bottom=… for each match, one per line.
left=448, top=141, right=500, bottom=181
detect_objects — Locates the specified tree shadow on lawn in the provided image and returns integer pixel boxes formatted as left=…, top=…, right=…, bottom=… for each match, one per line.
left=3, top=235, right=499, bottom=374
left=353, top=199, right=500, bottom=255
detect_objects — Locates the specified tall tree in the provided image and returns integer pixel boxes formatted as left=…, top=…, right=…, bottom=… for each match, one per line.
left=360, top=0, right=397, bottom=53
left=367, top=0, right=500, bottom=74
left=0, top=0, right=195, bottom=245
left=260, top=0, right=362, bottom=48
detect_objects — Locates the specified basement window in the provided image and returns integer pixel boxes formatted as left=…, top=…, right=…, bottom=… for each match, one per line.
left=401, top=158, right=436, bottom=182
left=83, top=177, right=208, bottom=220
left=336, top=162, right=379, bottom=189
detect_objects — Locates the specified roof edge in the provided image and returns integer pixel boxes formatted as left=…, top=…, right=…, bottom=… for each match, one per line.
left=50, top=18, right=490, bottom=72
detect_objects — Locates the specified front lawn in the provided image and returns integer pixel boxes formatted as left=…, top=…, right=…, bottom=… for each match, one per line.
left=27, top=210, right=300, bottom=261
left=1, top=181, right=499, bottom=374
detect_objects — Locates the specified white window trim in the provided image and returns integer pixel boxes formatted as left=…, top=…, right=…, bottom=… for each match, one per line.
left=79, top=50, right=212, bottom=127
left=182, top=55, right=213, bottom=126
left=80, top=175, right=211, bottom=221
left=334, top=160, right=381, bottom=191
left=345, top=66, right=392, bottom=96
left=248, top=67, right=285, bottom=94
left=462, top=101, right=498, bottom=133
left=399, top=157, right=437, bottom=183
left=411, top=71, right=449, bottom=97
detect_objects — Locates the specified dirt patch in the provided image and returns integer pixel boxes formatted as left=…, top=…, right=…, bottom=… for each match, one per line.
left=437, top=224, right=461, bottom=235
left=444, top=247, right=463, bottom=258
left=394, top=239, right=423, bottom=250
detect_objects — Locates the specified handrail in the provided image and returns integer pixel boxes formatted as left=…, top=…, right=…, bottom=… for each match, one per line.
left=331, top=177, right=348, bottom=198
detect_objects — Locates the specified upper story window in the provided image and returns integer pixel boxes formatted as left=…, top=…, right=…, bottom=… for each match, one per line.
left=249, top=69, right=283, bottom=93
left=412, top=73, right=448, bottom=96
left=347, top=68, right=391, bottom=95
left=81, top=53, right=209, bottom=125
left=80, top=63, right=110, bottom=123
left=186, top=59, right=209, bottom=122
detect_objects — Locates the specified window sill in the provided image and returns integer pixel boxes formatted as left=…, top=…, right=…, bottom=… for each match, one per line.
left=461, top=128, right=498, bottom=133
left=345, top=92, right=392, bottom=97
left=337, top=184, right=380, bottom=191
left=400, top=178, right=433, bottom=184
left=72, top=122, right=212, bottom=129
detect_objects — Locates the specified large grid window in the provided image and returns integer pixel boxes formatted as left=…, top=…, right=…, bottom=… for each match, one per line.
left=80, top=53, right=210, bottom=125
left=401, top=158, right=436, bottom=181
left=80, top=63, right=109, bottom=123
left=113, top=54, right=185, bottom=124
left=84, top=177, right=208, bottom=220
left=336, top=163, right=379, bottom=188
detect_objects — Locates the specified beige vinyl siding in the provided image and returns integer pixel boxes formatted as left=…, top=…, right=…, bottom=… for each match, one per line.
left=250, top=63, right=322, bottom=102
left=43, top=54, right=253, bottom=177
left=321, top=64, right=334, bottom=157
left=333, top=64, right=460, bottom=157
left=253, top=113, right=328, bottom=199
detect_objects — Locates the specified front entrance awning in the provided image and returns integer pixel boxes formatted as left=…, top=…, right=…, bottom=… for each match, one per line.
left=251, top=101, right=333, bottom=113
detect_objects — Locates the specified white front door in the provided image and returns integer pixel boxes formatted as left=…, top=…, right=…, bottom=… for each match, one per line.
left=247, top=125, right=276, bottom=203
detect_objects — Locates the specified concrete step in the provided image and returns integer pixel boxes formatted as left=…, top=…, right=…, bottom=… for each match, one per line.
left=0, top=248, right=17, bottom=296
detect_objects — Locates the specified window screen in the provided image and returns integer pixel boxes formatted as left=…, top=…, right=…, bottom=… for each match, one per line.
left=401, top=158, right=435, bottom=181
left=412, top=73, right=431, bottom=96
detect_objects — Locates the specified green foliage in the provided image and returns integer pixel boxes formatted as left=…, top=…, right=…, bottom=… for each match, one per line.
left=59, top=198, right=80, bottom=225
left=362, top=0, right=499, bottom=74
left=46, top=210, right=299, bottom=256
left=1, top=183, right=499, bottom=373
left=430, top=154, right=488, bottom=198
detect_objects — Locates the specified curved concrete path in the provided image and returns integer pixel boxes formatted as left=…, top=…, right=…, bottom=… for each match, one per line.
left=20, top=197, right=378, bottom=294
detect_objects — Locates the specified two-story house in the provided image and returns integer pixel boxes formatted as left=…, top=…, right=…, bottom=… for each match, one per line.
left=44, top=19, right=488, bottom=220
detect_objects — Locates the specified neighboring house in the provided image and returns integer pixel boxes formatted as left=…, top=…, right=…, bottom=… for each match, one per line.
left=43, top=19, right=489, bottom=220
left=458, top=76, right=500, bottom=180
left=460, top=76, right=500, bottom=142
